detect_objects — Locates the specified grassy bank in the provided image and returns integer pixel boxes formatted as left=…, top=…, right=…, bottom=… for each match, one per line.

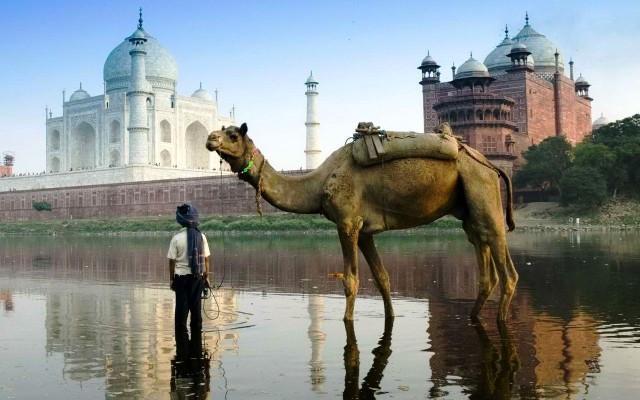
left=514, top=199, right=640, bottom=227
left=0, top=213, right=462, bottom=235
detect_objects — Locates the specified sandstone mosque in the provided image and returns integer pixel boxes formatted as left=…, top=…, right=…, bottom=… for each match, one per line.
left=2, top=10, right=236, bottom=192
left=419, top=13, right=596, bottom=175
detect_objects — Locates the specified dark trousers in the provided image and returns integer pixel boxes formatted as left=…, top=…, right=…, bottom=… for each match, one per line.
left=174, top=274, right=204, bottom=351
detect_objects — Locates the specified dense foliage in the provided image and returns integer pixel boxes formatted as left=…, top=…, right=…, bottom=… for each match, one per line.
left=516, top=114, right=640, bottom=208
left=514, top=136, right=573, bottom=192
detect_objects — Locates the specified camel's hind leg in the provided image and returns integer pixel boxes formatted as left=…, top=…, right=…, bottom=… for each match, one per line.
left=358, top=233, right=394, bottom=319
left=468, top=239, right=499, bottom=320
left=338, top=219, right=362, bottom=321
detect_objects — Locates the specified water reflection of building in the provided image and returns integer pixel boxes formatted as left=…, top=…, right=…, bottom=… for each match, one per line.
left=307, top=294, right=326, bottom=392
left=42, top=279, right=240, bottom=397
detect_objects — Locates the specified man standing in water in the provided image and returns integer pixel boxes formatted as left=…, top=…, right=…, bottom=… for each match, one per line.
left=167, top=203, right=211, bottom=354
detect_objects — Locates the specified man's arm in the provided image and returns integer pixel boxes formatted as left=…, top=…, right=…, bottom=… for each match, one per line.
left=169, top=259, right=176, bottom=290
left=204, top=256, right=211, bottom=288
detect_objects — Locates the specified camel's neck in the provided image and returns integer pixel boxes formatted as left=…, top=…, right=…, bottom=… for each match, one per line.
left=241, top=151, right=331, bottom=214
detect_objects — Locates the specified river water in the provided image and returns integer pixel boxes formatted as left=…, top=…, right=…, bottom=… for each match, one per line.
left=0, top=231, right=639, bottom=399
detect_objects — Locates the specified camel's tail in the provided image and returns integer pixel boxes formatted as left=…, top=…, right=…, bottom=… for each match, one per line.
left=459, top=143, right=515, bottom=232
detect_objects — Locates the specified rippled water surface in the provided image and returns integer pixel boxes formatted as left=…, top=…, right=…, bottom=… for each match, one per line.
left=1, top=231, right=639, bottom=399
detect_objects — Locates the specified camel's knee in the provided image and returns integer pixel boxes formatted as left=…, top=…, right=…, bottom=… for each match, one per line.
left=342, top=275, right=359, bottom=297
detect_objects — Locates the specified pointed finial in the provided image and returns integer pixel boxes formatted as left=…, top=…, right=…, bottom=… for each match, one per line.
left=138, top=7, right=143, bottom=29
left=525, top=11, right=529, bottom=26
left=199, top=82, right=202, bottom=90
left=505, top=24, right=509, bottom=39
left=427, top=50, right=430, bottom=56
left=470, top=51, right=473, bottom=58
left=79, top=82, right=82, bottom=90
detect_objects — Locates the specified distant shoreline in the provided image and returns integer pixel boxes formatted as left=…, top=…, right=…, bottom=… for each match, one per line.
left=1, top=202, right=638, bottom=236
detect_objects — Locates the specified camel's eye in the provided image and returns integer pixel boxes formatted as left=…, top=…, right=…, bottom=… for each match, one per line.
left=229, top=133, right=239, bottom=141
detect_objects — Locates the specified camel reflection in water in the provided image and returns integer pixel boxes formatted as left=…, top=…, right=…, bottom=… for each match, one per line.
left=343, top=319, right=394, bottom=400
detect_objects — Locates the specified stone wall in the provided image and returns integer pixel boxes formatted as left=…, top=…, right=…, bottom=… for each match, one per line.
left=0, top=172, right=306, bottom=222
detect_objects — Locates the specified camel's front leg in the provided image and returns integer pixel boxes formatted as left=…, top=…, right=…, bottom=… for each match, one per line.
left=338, top=220, right=361, bottom=321
left=358, top=233, right=394, bottom=319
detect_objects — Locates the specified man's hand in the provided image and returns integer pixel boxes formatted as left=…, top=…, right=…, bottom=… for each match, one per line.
left=170, top=279, right=175, bottom=291
left=203, top=274, right=211, bottom=289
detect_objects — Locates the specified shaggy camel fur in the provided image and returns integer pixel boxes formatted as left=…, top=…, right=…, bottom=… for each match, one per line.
left=206, top=123, right=518, bottom=322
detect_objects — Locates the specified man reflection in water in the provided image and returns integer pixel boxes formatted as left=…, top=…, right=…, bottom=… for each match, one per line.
left=167, top=204, right=211, bottom=357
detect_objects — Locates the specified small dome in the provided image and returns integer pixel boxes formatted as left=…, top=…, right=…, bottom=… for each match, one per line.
left=191, top=84, right=213, bottom=101
left=575, top=74, right=590, bottom=86
left=69, top=84, right=90, bottom=102
left=511, top=42, right=528, bottom=51
left=421, top=52, right=439, bottom=66
left=455, top=56, right=490, bottom=79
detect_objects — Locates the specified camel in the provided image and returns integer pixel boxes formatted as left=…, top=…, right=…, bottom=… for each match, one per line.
left=206, top=123, right=518, bottom=322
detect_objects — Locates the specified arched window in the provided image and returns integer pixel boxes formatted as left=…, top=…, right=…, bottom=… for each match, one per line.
left=50, top=130, right=60, bottom=151
left=476, top=110, right=483, bottom=121
left=50, top=157, right=60, bottom=173
left=493, top=109, right=500, bottom=120
left=110, top=149, right=121, bottom=167
left=110, top=120, right=121, bottom=143
left=160, top=150, right=171, bottom=167
left=480, top=136, right=498, bottom=154
left=160, top=120, right=172, bottom=143
left=484, top=110, right=492, bottom=121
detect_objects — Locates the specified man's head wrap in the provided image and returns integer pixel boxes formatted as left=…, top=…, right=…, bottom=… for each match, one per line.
left=176, top=203, right=204, bottom=276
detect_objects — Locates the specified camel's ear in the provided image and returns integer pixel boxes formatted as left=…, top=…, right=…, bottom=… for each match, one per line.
left=221, top=125, right=226, bottom=131
left=240, top=123, right=248, bottom=137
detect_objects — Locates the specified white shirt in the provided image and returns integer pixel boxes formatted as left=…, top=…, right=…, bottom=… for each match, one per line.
left=167, top=228, right=211, bottom=275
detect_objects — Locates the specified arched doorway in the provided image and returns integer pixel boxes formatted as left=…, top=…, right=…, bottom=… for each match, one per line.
left=110, top=120, right=121, bottom=143
left=50, top=157, right=60, bottom=173
left=110, top=149, right=121, bottom=167
left=185, top=121, right=209, bottom=169
left=160, top=150, right=171, bottom=167
left=160, top=120, right=172, bottom=143
left=70, top=122, right=96, bottom=169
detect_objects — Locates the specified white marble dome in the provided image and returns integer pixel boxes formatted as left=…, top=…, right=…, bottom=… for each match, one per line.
left=103, top=29, right=178, bottom=87
left=192, top=85, right=213, bottom=101
left=69, top=85, right=90, bottom=102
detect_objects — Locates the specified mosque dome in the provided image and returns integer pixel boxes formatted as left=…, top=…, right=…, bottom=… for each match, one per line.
left=421, top=53, right=439, bottom=67
left=103, top=28, right=178, bottom=89
left=455, top=56, right=490, bottom=79
left=69, top=84, right=90, bottom=102
left=191, top=84, right=213, bottom=101
left=512, top=20, right=563, bottom=73
left=484, top=32, right=513, bottom=72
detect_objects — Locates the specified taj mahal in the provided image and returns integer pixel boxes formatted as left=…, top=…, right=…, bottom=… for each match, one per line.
left=2, top=10, right=237, bottom=191
left=46, top=10, right=234, bottom=177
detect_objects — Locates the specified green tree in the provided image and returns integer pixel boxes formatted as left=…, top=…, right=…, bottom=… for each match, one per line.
left=573, top=142, right=616, bottom=195
left=559, top=166, right=607, bottom=208
left=514, top=136, right=573, bottom=192
left=591, top=114, right=640, bottom=197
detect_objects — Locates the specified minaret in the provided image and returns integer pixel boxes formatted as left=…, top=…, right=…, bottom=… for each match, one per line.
left=127, top=8, right=152, bottom=165
left=418, top=51, right=441, bottom=132
left=304, top=71, right=321, bottom=169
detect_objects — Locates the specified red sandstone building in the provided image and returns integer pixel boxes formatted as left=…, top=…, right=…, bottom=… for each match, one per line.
left=419, top=15, right=592, bottom=175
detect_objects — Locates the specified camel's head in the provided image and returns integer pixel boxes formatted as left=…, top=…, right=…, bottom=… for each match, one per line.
left=206, top=123, right=255, bottom=173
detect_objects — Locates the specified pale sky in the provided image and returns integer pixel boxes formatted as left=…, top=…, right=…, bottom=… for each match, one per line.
left=0, top=0, right=638, bottom=173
